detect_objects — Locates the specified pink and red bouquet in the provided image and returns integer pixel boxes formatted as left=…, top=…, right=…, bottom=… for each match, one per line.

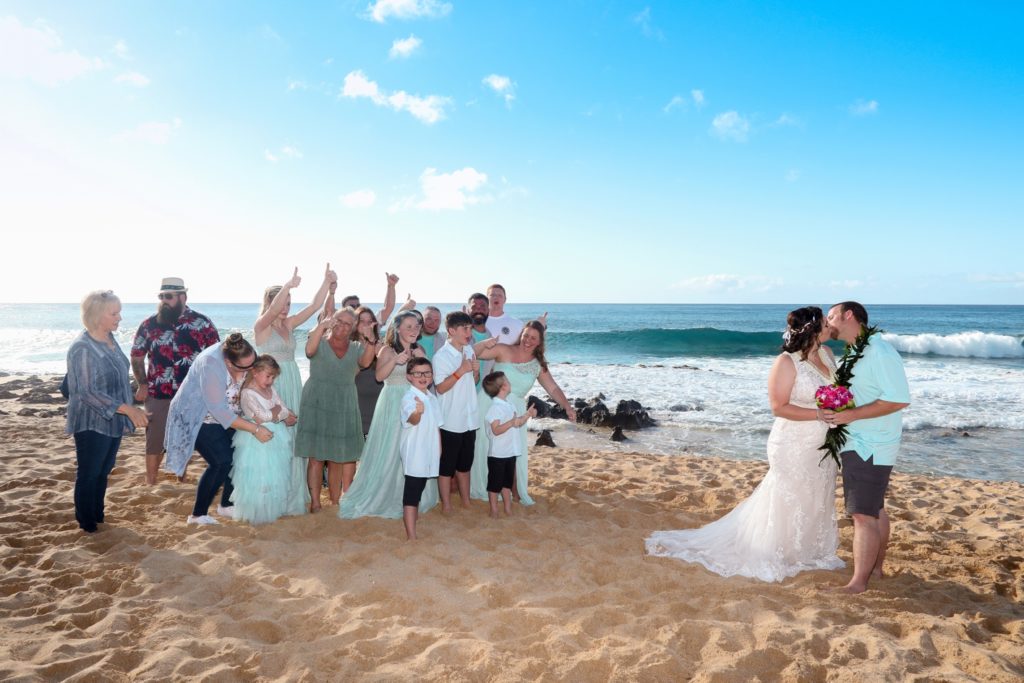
left=815, top=384, right=854, bottom=412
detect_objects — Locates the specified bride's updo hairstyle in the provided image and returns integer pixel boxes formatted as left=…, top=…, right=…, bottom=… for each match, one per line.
left=222, top=332, right=256, bottom=365
left=782, top=306, right=824, bottom=360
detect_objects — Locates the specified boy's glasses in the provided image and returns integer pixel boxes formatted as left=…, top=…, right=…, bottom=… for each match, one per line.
left=409, top=371, right=433, bottom=378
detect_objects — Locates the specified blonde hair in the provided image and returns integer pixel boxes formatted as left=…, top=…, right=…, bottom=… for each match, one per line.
left=241, top=354, right=281, bottom=391
left=261, top=285, right=283, bottom=315
left=81, top=290, right=120, bottom=330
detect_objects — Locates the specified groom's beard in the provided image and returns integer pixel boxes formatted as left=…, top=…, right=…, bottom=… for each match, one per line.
left=157, top=300, right=185, bottom=326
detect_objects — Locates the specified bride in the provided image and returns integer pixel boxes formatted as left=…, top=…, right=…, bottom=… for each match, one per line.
left=645, top=306, right=845, bottom=582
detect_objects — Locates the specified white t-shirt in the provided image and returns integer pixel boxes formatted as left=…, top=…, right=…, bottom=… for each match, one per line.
left=432, top=343, right=479, bottom=432
left=485, top=397, right=521, bottom=458
left=400, top=386, right=443, bottom=477
left=485, top=314, right=524, bottom=345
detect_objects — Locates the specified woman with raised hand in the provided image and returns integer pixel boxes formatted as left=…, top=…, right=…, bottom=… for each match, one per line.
left=254, top=264, right=336, bottom=515
left=65, top=290, right=148, bottom=533
left=339, top=310, right=439, bottom=520
left=352, top=305, right=385, bottom=436
left=294, top=308, right=375, bottom=510
left=165, top=333, right=273, bottom=526
left=472, top=320, right=576, bottom=505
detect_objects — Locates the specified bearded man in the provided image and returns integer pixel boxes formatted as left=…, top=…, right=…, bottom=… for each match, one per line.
left=131, top=277, right=220, bottom=484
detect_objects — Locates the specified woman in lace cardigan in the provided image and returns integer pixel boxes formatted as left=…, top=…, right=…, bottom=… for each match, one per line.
left=165, top=333, right=273, bottom=526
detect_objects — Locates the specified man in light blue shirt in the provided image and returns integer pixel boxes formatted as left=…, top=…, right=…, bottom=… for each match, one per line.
left=824, top=301, right=911, bottom=594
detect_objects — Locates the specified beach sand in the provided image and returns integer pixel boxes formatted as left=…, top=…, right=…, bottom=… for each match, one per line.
left=1, top=375, right=1022, bottom=682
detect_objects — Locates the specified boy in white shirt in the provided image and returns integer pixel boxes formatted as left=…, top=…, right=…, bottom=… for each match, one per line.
left=400, top=357, right=443, bottom=540
left=431, top=311, right=480, bottom=512
left=482, top=371, right=537, bottom=518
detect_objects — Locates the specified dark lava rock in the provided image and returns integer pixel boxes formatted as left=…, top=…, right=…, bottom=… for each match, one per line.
left=527, top=395, right=552, bottom=418
left=535, top=429, right=556, bottom=447
left=962, top=431, right=971, bottom=437
left=610, top=426, right=627, bottom=442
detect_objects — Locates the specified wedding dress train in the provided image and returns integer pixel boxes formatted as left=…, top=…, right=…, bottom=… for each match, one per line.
left=645, top=349, right=845, bottom=582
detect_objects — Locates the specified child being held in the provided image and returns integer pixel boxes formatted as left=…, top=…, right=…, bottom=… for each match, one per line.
left=230, top=355, right=297, bottom=525
left=400, top=357, right=443, bottom=540
left=482, top=371, right=536, bottom=518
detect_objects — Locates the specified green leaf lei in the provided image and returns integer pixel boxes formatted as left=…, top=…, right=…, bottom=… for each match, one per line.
left=819, top=324, right=881, bottom=469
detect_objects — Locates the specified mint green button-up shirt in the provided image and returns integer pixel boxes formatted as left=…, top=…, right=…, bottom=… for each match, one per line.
left=847, top=337, right=911, bottom=466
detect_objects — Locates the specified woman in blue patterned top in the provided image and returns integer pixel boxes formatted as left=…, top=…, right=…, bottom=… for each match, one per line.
left=65, top=290, right=148, bottom=533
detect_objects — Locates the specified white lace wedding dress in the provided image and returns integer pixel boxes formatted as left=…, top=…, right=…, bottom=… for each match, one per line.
left=645, top=349, right=845, bottom=582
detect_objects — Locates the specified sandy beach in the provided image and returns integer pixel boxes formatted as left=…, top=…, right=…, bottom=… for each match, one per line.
left=1, top=374, right=1022, bottom=682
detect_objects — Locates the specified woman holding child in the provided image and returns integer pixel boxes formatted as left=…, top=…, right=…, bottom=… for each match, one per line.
left=165, top=333, right=273, bottom=526
left=339, top=311, right=440, bottom=520
left=473, top=320, right=577, bottom=505
left=254, top=265, right=336, bottom=516
left=294, top=308, right=376, bottom=510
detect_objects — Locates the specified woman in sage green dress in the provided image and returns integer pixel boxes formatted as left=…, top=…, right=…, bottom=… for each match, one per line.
left=339, top=311, right=439, bottom=520
left=472, top=320, right=576, bottom=505
left=294, top=309, right=375, bottom=511
left=254, top=265, right=335, bottom=516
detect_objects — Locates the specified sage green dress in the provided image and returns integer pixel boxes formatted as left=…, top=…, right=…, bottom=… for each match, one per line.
left=294, top=339, right=364, bottom=462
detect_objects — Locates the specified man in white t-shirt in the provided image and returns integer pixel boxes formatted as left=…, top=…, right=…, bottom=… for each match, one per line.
left=484, top=284, right=524, bottom=344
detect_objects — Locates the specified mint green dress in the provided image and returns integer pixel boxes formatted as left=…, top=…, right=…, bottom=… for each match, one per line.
left=294, top=339, right=364, bottom=462
left=469, top=358, right=541, bottom=505
left=338, top=359, right=439, bottom=519
left=257, top=329, right=309, bottom=515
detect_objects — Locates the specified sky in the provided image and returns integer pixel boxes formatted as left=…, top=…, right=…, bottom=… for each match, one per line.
left=1, top=0, right=1022, bottom=305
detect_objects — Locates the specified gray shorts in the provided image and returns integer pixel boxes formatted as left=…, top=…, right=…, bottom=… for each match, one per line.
left=144, top=397, right=171, bottom=455
left=841, top=450, right=892, bottom=518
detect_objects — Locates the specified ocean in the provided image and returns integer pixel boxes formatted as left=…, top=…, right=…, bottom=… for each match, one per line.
left=2, top=303, right=1022, bottom=483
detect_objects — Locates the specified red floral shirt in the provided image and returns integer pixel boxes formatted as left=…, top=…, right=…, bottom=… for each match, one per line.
left=131, top=307, right=220, bottom=399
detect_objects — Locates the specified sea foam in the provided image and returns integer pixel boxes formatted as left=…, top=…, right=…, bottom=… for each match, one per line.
left=883, top=332, right=1024, bottom=358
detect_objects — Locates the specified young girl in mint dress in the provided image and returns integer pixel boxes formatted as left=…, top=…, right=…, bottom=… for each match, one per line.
left=254, top=265, right=335, bottom=516
left=231, top=356, right=296, bottom=524
left=473, top=321, right=576, bottom=504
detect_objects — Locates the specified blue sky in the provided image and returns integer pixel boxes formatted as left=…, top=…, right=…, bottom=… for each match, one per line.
left=1, top=1, right=1021, bottom=304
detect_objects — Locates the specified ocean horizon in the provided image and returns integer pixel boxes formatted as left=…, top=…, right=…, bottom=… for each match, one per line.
left=3, top=302, right=1021, bottom=484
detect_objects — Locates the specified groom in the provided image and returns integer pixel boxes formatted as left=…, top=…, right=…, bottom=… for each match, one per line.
left=823, top=301, right=911, bottom=594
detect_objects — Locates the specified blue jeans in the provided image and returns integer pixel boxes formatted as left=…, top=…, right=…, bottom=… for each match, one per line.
left=192, top=424, right=235, bottom=516
left=73, top=431, right=121, bottom=532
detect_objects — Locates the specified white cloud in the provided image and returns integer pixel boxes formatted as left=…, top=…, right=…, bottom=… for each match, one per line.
left=850, top=99, right=879, bottom=116
left=672, top=274, right=783, bottom=293
left=264, top=145, right=303, bottom=162
left=287, top=79, right=308, bottom=91
left=632, top=6, right=664, bottom=40
left=785, top=168, right=801, bottom=182
left=114, top=118, right=182, bottom=145
left=393, top=167, right=488, bottom=211
left=691, top=89, right=705, bottom=107
left=773, top=113, right=799, bottom=126
left=115, top=71, right=150, bottom=87
left=339, top=189, right=378, bottom=208
left=366, top=0, right=453, bottom=23
left=710, top=111, right=750, bottom=142
left=389, top=34, right=422, bottom=58
left=828, top=279, right=864, bottom=289
left=341, top=70, right=451, bottom=124
left=112, top=39, right=131, bottom=60
left=482, top=74, right=515, bottom=105
left=968, top=273, right=1024, bottom=287
left=662, top=95, right=685, bottom=113
left=0, top=16, right=105, bottom=86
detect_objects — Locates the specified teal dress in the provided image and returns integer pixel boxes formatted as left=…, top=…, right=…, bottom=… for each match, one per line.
left=231, top=414, right=293, bottom=524
left=469, top=358, right=541, bottom=505
left=294, top=339, right=365, bottom=462
left=338, top=359, right=439, bottom=519
left=257, top=329, right=308, bottom=515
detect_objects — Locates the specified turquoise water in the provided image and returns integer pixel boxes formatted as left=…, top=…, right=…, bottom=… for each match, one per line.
left=2, top=303, right=1022, bottom=482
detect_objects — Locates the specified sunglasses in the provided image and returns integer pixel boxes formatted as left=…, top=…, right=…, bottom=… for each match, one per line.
left=231, top=358, right=257, bottom=371
left=158, top=293, right=181, bottom=301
